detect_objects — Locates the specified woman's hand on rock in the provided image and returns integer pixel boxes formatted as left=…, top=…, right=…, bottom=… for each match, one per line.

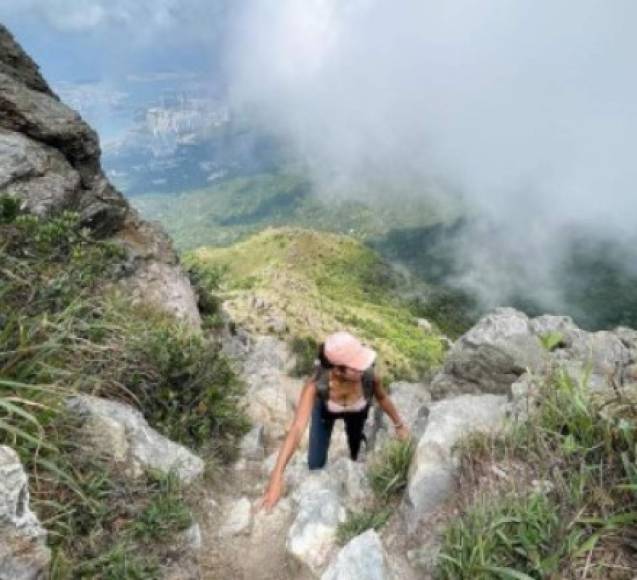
left=258, top=478, right=284, bottom=512
left=395, top=424, right=411, bottom=441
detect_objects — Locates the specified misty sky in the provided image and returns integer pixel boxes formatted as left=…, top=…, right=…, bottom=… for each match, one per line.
left=2, top=1, right=637, bottom=314
left=227, top=1, right=637, bottom=311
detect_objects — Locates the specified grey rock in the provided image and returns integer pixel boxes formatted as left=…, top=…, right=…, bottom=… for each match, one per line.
left=325, top=457, right=371, bottom=509
left=287, top=471, right=347, bottom=574
left=248, top=386, right=293, bottom=440
left=430, top=308, right=546, bottom=398
left=405, top=394, right=509, bottom=530
left=510, top=372, right=541, bottom=421
left=67, top=395, right=204, bottom=484
left=263, top=450, right=309, bottom=491
left=368, top=382, right=430, bottom=450
left=241, top=335, right=294, bottom=382
left=219, top=497, right=253, bottom=537
left=181, top=523, right=203, bottom=551
left=528, top=314, right=580, bottom=344
left=0, top=69, right=100, bottom=181
left=120, top=259, right=202, bottom=328
left=566, top=330, right=630, bottom=383
left=240, top=425, right=266, bottom=461
left=0, top=446, right=50, bottom=580
left=0, top=129, right=80, bottom=216
left=321, top=530, right=392, bottom=580
left=0, top=24, right=52, bottom=93
left=614, top=326, right=637, bottom=355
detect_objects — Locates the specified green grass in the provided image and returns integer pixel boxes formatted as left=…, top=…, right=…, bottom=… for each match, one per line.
left=127, top=472, right=193, bottom=543
left=288, top=335, right=319, bottom=377
left=368, top=439, right=415, bottom=499
left=335, top=438, right=415, bottom=544
left=437, top=369, right=637, bottom=579
left=336, top=506, right=392, bottom=546
left=186, top=227, right=446, bottom=381
left=70, top=544, right=158, bottom=580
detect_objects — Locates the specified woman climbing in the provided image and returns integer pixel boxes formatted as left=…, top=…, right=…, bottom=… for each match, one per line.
left=260, top=331, right=410, bottom=511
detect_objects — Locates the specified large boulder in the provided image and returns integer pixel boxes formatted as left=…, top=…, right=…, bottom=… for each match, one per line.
left=287, top=471, right=347, bottom=575
left=0, top=129, right=81, bottom=215
left=404, top=394, right=509, bottom=530
left=321, top=530, right=393, bottom=580
left=223, top=333, right=300, bottom=440
left=0, top=24, right=201, bottom=328
left=67, top=395, right=204, bottom=484
left=0, top=446, right=50, bottom=580
left=430, top=308, right=637, bottom=399
left=430, top=308, right=546, bottom=398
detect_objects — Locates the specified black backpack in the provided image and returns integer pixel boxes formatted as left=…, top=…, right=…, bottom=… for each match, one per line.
left=313, top=364, right=376, bottom=403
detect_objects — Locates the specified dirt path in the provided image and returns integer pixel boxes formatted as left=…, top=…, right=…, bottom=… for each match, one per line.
left=197, top=447, right=315, bottom=580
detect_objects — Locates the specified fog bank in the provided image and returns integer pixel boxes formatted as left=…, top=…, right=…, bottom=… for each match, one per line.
left=227, top=1, right=637, bottom=314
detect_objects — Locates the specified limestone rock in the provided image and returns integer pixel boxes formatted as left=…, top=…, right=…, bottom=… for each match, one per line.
left=430, top=308, right=546, bottom=398
left=321, top=530, right=392, bottom=580
left=0, top=446, right=50, bottom=580
left=121, top=259, right=201, bottom=328
left=240, top=425, right=266, bottom=461
left=567, top=330, right=630, bottom=382
left=248, top=386, right=293, bottom=440
left=368, top=382, right=430, bottom=450
left=67, top=395, right=204, bottom=484
left=287, top=471, right=347, bottom=574
left=0, top=129, right=81, bottom=216
left=0, top=24, right=52, bottom=93
left=219, top=497, right=253, bottom=537
left=404, top=394, right=509, bottom=530
left=325, top=457, right=370, bottom=509
left=240, top=335, right=294, bottom=384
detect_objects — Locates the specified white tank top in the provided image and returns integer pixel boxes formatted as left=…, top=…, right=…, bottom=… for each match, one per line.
left=326, top=396, right=367, bottom=413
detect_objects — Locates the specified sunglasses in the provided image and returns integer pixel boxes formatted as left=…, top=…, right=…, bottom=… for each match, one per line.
left=333, top=365, right=362, bottom=374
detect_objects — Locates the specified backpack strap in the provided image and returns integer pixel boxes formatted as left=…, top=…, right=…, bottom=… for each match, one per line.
left=314, top=365, right=376, bottom=402
left=315, top=365, right=330, bottom=401
left=362, top=367, right=375, bottom=402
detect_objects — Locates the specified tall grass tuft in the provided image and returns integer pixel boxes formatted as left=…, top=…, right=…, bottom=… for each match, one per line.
left=437, top=369, right=637, bottom=579
left=368, top=439, right=415, bottom=499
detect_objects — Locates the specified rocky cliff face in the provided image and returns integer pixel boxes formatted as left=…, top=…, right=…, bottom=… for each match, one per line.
left=0, top=24, right=200, bottom=327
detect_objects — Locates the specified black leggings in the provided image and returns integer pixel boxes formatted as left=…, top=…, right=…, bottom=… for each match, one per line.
left=307, top=398, right=369, bottom=470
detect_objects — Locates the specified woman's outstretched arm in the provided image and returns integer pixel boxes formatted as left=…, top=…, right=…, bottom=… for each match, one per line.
left=259, top=380, right=317, bottom=511
left=372, top=375, right=410, bottom=440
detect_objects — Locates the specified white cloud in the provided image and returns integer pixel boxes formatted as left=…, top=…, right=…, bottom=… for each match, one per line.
left=3, top=0, right=228, bottom=41
left=228, top=0, right=637, bottom=311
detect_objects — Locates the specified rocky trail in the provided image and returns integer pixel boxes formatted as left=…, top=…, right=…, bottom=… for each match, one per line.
left=192, top=308, right=637, bottom=580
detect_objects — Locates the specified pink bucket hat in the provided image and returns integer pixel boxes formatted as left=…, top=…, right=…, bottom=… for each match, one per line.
left=324, top=331, right=376, bottom=371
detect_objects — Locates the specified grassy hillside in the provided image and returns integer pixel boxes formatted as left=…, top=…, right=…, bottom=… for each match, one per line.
left=185, top=227, right=447, bottom=381
left=0, top=197, right=248, bottom=576
left=131, top=171, right=637, bottom=334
